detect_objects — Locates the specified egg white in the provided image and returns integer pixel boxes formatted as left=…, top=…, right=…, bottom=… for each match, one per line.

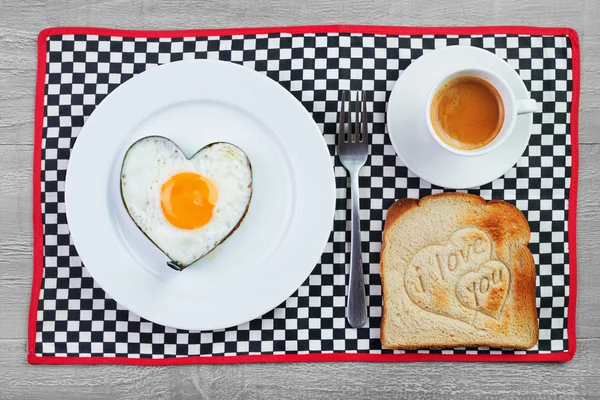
left=120, top=137, right=252, bottom=267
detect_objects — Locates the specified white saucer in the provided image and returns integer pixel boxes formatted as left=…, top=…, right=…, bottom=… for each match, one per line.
left=387, top=46, right=535, bottom=189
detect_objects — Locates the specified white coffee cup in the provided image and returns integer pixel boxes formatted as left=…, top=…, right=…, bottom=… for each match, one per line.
left=425, top=68, right=537, bottom=157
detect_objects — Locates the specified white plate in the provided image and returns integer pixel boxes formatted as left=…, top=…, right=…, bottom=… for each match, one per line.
left=387, top=46, right=535, bottom=189
left=65, top=60, right=336, bottom=331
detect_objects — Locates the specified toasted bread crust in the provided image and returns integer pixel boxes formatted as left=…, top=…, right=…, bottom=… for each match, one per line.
left=380, top=198, right=418, bottom=348
left=381, top=193, right=538, bottom=350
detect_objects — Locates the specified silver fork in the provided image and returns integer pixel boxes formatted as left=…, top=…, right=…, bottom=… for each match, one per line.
left=338, top=90, right=368, bottom=328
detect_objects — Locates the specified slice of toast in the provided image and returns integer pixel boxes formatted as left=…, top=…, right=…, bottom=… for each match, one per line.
left=380, top=193, right=538, bottom=350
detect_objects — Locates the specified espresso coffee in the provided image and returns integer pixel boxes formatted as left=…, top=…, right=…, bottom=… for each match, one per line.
left=430, top=76, right=504, bottom=151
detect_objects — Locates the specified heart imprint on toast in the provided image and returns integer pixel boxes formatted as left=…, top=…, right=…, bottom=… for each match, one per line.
left=404, top=227, right=511, bottom=324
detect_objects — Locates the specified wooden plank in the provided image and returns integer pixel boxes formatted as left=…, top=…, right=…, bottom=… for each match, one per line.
left=0, top=338, right=598, bottom=399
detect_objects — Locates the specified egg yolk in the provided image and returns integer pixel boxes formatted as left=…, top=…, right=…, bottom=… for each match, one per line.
left=160, top=172, right=218, bottom=230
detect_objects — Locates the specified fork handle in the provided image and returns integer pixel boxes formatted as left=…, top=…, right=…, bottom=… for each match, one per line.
left=347, top=170, right=367, bottom=328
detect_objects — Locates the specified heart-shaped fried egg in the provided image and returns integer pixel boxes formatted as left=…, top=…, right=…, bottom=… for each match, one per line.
left=120, top=137, right=252, bottom=270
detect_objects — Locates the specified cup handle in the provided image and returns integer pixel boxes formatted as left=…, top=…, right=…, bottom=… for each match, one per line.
left=516, top=99, right=537, bottom=115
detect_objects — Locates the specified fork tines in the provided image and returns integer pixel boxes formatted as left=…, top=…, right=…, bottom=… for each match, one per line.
left=338, top=90, right=368, bottom=146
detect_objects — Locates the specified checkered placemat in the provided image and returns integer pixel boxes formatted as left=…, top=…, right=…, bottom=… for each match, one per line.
left=29, top=26, right=579, bottom=364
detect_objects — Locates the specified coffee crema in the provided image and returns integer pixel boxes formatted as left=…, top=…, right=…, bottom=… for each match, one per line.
left=430, top=76, right=504, bottom=151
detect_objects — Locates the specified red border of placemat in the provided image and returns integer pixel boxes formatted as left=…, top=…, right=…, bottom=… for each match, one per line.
left=29, top=25, right=580, bottom=365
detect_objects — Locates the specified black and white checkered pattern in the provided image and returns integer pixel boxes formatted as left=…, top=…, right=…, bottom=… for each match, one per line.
left=36, top=31, right=573, bottom=358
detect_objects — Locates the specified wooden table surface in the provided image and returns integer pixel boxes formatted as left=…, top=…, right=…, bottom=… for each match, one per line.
left=1, top=0, right=599, bottom=398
